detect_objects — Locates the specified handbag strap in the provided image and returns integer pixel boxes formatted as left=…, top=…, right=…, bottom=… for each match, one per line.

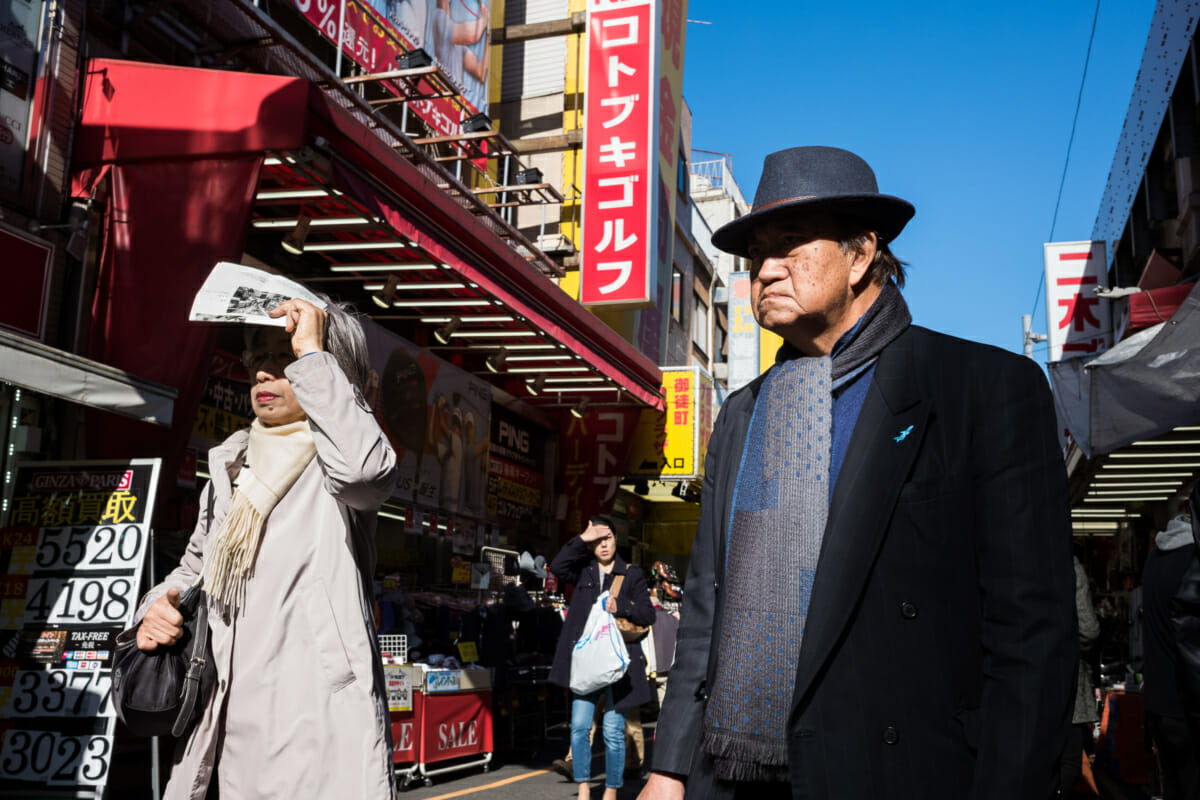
left=172, top=595, right=212, bottom=738
left=610, top=574, right=624, bottom=600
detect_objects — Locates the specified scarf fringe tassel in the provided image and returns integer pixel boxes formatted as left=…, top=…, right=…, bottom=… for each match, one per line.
left=203, top=493, right=264, bottom=612
left=701, top=729, right=790, bottom=782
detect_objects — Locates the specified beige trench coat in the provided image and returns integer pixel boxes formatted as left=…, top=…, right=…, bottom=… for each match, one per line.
left=132, top=352, right=397, bottom=800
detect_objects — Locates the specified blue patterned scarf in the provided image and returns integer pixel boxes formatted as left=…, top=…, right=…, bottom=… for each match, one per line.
left=701, top=281, right=910, bottom=782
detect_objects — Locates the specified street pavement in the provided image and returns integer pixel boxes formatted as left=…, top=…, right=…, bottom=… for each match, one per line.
left=397, top=725, right=657, bottom=800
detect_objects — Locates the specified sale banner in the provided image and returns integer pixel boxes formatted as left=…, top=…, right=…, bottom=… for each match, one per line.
left=420, top=690, right=494, bottom=761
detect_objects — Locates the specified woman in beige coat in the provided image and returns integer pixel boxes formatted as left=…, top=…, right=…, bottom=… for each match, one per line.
left=132, top=297, right=397, bottom=799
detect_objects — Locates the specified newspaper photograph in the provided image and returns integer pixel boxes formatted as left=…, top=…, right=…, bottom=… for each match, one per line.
left=189, top=262, right=327, bottom=326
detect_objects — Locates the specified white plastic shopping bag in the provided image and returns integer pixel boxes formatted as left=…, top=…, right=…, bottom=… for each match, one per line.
left=569, top=591, right=630, bottom=695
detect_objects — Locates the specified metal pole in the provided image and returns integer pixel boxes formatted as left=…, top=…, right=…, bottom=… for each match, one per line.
left=335, top=0, right=348, bottom=78
left=149, top=527, right=161, bottom=800
left=1022, top=314, right=1033, bottom=359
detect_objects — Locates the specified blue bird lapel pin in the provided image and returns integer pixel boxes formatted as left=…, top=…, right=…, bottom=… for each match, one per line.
left=893, top=424, right=915, bottom=443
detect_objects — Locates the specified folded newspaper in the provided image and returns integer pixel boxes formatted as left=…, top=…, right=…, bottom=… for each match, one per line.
left=189, top=262, right=326, bottom=326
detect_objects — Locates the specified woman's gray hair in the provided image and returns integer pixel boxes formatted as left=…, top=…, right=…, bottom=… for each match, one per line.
left=317, top=293, right=372, bottom=393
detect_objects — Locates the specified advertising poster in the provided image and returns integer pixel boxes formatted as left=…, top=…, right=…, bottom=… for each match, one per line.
left=0, top=459, right=161, bottom=793
left=363, top=320, right=491, bottom=517
left=386, top=0, right=491, bottom=114
left=0, top=0, right=42, bottom=199
left=288, top=0, right=489, bottom=140
left=486, top=404, right=546, bottom=524
left=726, top=271, right=759, bottom=391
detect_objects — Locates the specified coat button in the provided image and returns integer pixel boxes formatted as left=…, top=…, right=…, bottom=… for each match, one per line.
left=900, top=601, right=918, bottom=620
left=882, top=726, right=900, bottom=745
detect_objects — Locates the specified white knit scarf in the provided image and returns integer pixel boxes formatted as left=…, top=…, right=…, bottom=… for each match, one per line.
left=203, top=418, right=316, bottom=612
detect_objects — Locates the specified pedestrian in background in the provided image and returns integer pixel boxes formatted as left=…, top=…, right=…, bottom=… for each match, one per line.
left=549, top=516, right=655, bottom=800
left=1061, top=553, right=1100, bottom=796
left=1141, top=509, right=1200, bottom=800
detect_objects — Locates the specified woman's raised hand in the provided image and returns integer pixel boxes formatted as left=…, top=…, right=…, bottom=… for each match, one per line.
left=580, top=520, right=611, bottom=543
left=269, top=298, right=327, bottom=359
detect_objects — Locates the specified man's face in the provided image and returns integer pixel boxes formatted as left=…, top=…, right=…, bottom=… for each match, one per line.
left=748, top=211, right=872, bottom=347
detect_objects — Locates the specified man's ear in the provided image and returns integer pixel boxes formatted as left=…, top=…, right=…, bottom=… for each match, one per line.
left=849, top=232, right=878, bottom=288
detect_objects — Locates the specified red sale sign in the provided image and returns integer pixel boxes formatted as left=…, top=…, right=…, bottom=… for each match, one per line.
left=580, top=0, right=656, bottom=307
left=420, top=692, right=493, bottom=760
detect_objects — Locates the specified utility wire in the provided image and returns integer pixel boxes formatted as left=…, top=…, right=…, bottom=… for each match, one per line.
left=1031, top=0, right=1102, bottom=323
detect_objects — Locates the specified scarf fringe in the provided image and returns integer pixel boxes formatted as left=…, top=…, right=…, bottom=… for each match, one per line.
left=203, top=492, right=265, bottom=612
left=702, top=730, right=790, bottom=783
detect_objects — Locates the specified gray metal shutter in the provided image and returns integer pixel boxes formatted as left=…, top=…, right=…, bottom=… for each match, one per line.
left=501, top=0, right=568, bottom=100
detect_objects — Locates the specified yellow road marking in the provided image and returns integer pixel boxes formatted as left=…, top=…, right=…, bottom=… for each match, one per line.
left=424, top=769, right=550, bottom=799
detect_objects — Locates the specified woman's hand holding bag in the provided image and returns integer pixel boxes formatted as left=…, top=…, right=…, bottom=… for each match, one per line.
left=569, top=591, right=630, bottom=695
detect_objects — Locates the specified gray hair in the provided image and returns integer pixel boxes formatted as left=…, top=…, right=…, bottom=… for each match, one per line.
left=318, top=293, right=372, bottom=393
left=836, top=222, right=908, bottom=288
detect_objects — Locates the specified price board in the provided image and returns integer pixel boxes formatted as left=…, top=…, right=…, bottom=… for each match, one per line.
left=0, top=459, right=160, bottom=797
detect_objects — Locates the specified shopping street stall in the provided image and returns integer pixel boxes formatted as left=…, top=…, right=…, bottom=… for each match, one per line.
left=380, top=635, right=494, bottom=789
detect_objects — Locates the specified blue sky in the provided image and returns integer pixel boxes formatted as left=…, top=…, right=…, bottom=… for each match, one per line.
left=681, top=1, right=1156, bottom=356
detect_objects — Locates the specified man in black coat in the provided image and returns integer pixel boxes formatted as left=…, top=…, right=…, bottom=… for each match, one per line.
left=1141, top=511, right=1200, bottom=800
left=639, top=146, right=1075, bottom=800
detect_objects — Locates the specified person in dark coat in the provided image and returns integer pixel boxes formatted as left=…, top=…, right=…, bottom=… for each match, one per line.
left=1141, top=511, right=1200, bottom=800
left=639, top=146, right=1075, bottom=800
left=550, top=516, right=656, bottom=800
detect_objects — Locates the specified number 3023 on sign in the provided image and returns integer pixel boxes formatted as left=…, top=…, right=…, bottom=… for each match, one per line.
left=0, top=731, right=111, bottom=787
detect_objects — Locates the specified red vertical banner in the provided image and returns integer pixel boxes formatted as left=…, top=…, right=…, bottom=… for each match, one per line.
left=581, top=0, right=655, bottom=307
left=557, top=409, right=641, bottom=543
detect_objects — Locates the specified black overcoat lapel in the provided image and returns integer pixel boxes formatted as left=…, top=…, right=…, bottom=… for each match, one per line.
left=789, top=330, right=930, bottom=717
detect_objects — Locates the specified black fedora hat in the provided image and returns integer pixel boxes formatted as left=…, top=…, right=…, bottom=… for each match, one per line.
left=711, top=146, right=914, bottom=257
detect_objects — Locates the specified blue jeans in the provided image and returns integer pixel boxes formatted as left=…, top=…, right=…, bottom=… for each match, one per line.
left=571, top=686, right=626, bottom=788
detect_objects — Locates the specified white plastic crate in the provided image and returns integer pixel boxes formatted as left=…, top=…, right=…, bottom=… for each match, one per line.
left=377, top=634, right=408, bottom=664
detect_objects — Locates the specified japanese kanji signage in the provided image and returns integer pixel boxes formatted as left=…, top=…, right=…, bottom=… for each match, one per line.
left=190, top=350, right=253, bottom=448
left=627, top=366, right=713, bottom=480
left=558, top=409, right=641, bottom=543
left=1044, top=241, right=1112, bottom=361
left=580, top=0, right=688, bottom=308
left=0, top=459, right=160, bottom=794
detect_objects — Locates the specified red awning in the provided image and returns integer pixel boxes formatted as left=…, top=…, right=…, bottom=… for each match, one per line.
left=76, top=59, right=664, bottom=412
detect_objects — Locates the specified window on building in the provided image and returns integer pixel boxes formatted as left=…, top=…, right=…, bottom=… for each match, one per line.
left=692, top=292, right=709, bottom=354
left=671, top=267, right=683, bottom=324
left=677, top=152, right=689, bottom=203
left=715, top=309, right=728, bottom=363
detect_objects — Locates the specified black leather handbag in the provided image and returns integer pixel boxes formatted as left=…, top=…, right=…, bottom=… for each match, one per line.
left=112, top=582, right=217, bottom=738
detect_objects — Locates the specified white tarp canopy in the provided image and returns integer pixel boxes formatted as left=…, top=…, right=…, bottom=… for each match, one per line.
left=0, top=330, right=176, bottom=426
left=1049, top=281, right=1200, bottom=458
